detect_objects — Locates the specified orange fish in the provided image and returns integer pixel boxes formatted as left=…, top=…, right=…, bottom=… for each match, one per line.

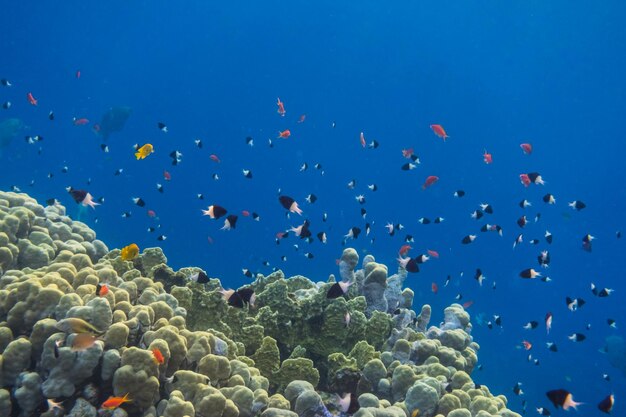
left=398, top=245, right=412, bottom=256
left=96, top=283, right=109, bottom=297
left=483, top=150, right=493, bottom=164
left=241, top=210, right=250, bottom=217
left=73, top=118, right=89, bottom=126
left=427, top=249, right=439, bottom=258
left=430, top=124, right=449, bottom=141
left=431, top=282, right=438, bottom=294
left=277, top=129, right=291, bottom=139
left=422, top=175, right=439, bottom=190
left=209, top=154, right=221, bottom=163
left=102, top=393, right=131, bottom=410
left=522, top=340, right=532, bottom=350
left=462, top=300, right=474, bottom=309
left=27, top=92, right=38, bottom=106
left=152, top=347, right=165, bottom=364
left=520, top=143, right=532, bottom=154
left=360, top=132, right=366, bottom=148
left=277, top=98, right=286, bottom=116
left=297, top=114, right=306, bottom=123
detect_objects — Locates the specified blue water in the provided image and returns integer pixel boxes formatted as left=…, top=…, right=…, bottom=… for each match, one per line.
left=1, top=1, right=625, bottom=415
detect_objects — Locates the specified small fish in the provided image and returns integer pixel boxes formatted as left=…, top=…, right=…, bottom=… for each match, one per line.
left=157, top=122, right=168, bottom=132
left=461, top=235, right=476, bottom=244
left=519, top=199, right=532, bottom=208
left=2, top=101, right=11, bottom=109
left=120, top=243, right=139, bottom=261
left=327, top=281, right=352, bottom=299
left=67, top=188, right=99, bottom=209
left=513, top=382, right=524, bottom=395
left=170, top=150, right=183, bottom=165
left=430, top=124, right=449, bottom=141
left=157, top=235, right=167, bottom=241
left=135, top=144, right=154, bottom=160
left=202, top=205, right=228, bottom=219
left=132, top=197, right=145, bottom=207
left=543, top=193, right=556, bottom=204
left=520, top=268, right=541, bottom=279
left=194, top=138, right=203, bottom=148
left=246, top=136, right=254, bottom=146
left=402, top=162, right=418, bottom=171
left=568, top=333, right=586, bottom=342
left=297, top=114, right=306, bottom=123
left=590, top=283, right=614, bottom=297
left=546, top=342, right=558, bottom=352
left=152, top=347, right=165, bottom=364
left=520, top=143, right=533, bottom=154
left=431, top=282, right=438, bottom=294
left=305, top=194, right=317, bottom=204
left=70, top=333, right=101, bottom=351
left=157, top=184, right=164, bottom=193
left=546, top=389, right=582, bottom=410
left=454, top=190, right=465, bottom=198
left=221, top=214, right=238, bottom=230
left=278, top=196, right=303, bottom=215
left=483, top=149, right=493, bottom=164
left=96, top=283, right=109, bottom=297
left=569, top=200, right=586, bottom=210
left=480, top=203, right=494, bottom=214
left=102, top=393, right=132, bottom=410
left=474, top=269, right=485, bottom=286
left=189, top=270, right=210, bottom=284
left=522, top=340, right=532, bottom=350
left=545, top=311, right=553, bottom=334
left=434, top=217, right=445, bottom=223
left=27, top=92, right=38, bottom=105
left=368, top=183, right=378, bottom=191
left=523, top=321, right=538, bottom=330
left=242, top=169, right=253, bottom=179
left=597, top=394, right=614, bottom=414
left=422, top=175, right=439, bottom=190
left=56, top=317, right=103, bottom=335
left=73, top=117, right=89, bottom=126
left=418, top=217, right=431, bottom=224
left=276, top=98, right=286, bottom=116
left=0, top=78, right=12, bottom=87
left=278, top=129, right=291, bottom=139
left=100, top=144, right=109, bottom=152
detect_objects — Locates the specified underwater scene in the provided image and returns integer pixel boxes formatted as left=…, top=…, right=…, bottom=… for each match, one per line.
left=0, top=1, right=625, bottom=417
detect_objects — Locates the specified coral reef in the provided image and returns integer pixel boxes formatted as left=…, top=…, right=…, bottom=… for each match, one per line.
left=0, top=191, right=521, bottom=417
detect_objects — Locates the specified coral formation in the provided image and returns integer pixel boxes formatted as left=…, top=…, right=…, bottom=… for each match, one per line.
left=0, top=191, right=521, bottom=417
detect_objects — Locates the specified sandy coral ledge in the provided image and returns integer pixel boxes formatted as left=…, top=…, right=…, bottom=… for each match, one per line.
left=0, top=191, right=521, bottom=417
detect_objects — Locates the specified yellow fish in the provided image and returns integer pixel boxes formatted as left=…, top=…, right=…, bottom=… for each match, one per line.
left=120, top=243, right=139, bottom=261
left=135, top=143, right=154, bottom=160
left=56, top=318, right=103, bottom=335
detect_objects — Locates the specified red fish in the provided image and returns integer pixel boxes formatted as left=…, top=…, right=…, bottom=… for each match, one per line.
left=152, top=347, right=165, bottom=364
left=297, top=114, right=306, bottom=123
left=75, top=70, right=81, bottom=79
left=398, top=245, right=412, bottom=256
left=483, top=149, right=493, bottom=164
left=520, top=143, right=532, bottom=154
left=422, top=175, right=439, bottom=190
left=462, top=300, right=474, bottom=309
left=360, top=132, right=366, bottom=148
left=97, top=283, right=109, bottom=297
left=73, top=118, right=89, bottom=126
left=522, top=340, right=532, bottom=350
left=277, top=98, right=286, bottom=116
left=430, top=124, right=449, bottom=141
left=241, top=210, right=250, bottom=217
left=102, top=393, right=131, bottom=410
left=163, top=170, right=171, bottom=181
left=431, top=282, right=438, bottom=294
left=278, top=129, right=291, bottom=139
left=92, top=124, right=101, bottom=133
left=147, top=210, right=156, bottom=218
left=519, top=174, right=531, bottom=187
left=209, top=154, right=221, bottom=163
left=427, top=249, right=439, bottom=258
left=402, top=148, right=414, bottom=159
left=27, top=92, right=38, bottom=106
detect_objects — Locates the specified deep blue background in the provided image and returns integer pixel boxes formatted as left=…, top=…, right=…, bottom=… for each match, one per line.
left=1, top=1, right=625, bottom=414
